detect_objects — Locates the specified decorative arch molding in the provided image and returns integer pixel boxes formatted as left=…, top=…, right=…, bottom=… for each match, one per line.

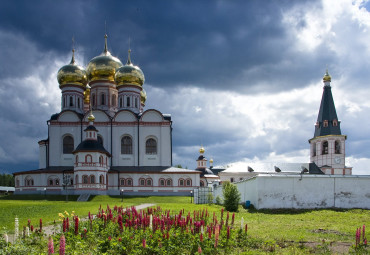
left=140, top=109, right=164, bottom=122
left=62, top=134, right=74, bottom=154
left=57, top=110, right=83, bottom=122
left=113, top=110, right=138, bottom=122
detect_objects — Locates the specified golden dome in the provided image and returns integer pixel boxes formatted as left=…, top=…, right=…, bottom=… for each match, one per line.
left=88, top=113, right=95, bottom=122
left=86, top=35, right=123, bottom=82
left=141, top=88, right=147, bottom=105
left=115, top=50, right=145, bottom=87
left=199, top=146, right=205, bottom=154
left=323, top=69, right=331, bottom=82
left=57, top=49, right=87, bottom=87
left=209, top=158, right=214, bottom=163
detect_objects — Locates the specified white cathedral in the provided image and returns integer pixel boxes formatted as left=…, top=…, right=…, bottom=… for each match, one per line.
left=13, top=35, right=220, bottom=195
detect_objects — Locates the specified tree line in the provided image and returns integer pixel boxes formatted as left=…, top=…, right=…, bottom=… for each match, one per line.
left=0, top=173, right=15, bottom=187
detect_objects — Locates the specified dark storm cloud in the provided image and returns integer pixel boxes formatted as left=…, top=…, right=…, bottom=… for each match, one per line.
left=0, top=0, right=321, bottom=92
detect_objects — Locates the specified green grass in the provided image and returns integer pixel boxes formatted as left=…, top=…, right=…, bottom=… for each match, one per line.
left=0, top=194, right=369, bottom=251
left=0, top=195, right=188, bottom=233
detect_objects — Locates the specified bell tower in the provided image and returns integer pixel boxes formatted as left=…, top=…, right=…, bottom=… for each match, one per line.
left=308, top=70, right=352, bottom=175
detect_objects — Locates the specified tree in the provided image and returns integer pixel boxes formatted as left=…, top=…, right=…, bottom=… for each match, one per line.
left=222, top=182, right=241, bottom=212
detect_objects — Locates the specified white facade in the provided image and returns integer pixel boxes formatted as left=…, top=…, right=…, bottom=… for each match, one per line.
left=213, top=174, right=370, bottom=209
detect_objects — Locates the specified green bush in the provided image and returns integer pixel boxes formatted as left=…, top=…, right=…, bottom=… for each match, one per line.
left=222, top=182, right=241, bottom=212
left=215, top=195, right=223, bottom=205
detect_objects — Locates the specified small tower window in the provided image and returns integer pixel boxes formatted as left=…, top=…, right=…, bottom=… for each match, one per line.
left=135, top=98, right=138, bottom=108
left=101, top=94, right=105, bottom=105
left=112, top=95, right=116, bottom=107
left=69, top=96, right=73, bottom=106
left=335, top=140, right=341, bottom=154
left=82, top=175, right=88, bottom=184
left=323, top=120, right=328, bottom=127
left=78, top=98, right=81, bottom=108
left=127, top=97, right=130, bottom=107
left=166, top=179, right=172, bottom=186
left=119, top=97, right=123, bottom=108
left=313, top=143, right=316, bottom=157
left=90, top=175, right=95, bottom=184
left=99, top=175, right=104, bottom=184
left=322, top=141, right=328, bottom=155
left=333, top=119, right=338, bottom=127
left=63, top=97, right=66, bottom=108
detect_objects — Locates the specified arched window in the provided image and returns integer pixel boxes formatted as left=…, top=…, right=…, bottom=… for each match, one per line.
left=99, top=155, right=103, bottom=164
left=90, top=175, right=95, bottom=184
left=159, top=179, right=165, bottom=186
left=126, top=178, right=132, bottom=186
left=63, top=135, right=74, bottom=154
left=121, top=136, right=132, bottom=154
left=92, top=94, right=96, bottom=107
left=145, top=138, right=157, bottom=155
left=322, top=141, right=328, bottom=155
left=82, top=175, right=88, bottom=184
left=139, top=178, right=145, bottom=186
left=119, top=97, right=123, bottom=108
left=200, top=180, right=205, bottom=187
left=179, top=179, right=184, bottom=187
left=85, top=154, right=92, bottom=163
left=135, top=98, right=138, bottom=108
left=78, top=98, right=81, bottom=108
left=186, top=179, right=192, bottom=186
left=25, top=177, right=34, bottom=186
left=101, top=93, right=105, bottom=105
left=127, top=97, right=130, bottom=107
left=69, top=96, right=73, bottom=106
left=313, top=143, right=316, bottom=157
left=323, top=120, right=328, bottom=127
left=49, top=179, right=53, bottom=186
left=230, top=178, right=234, bottom=182
left=99, top=175, right=104, bottom=184
left=63, top=97, right=66, bottom=108
left=166, top=179, right=172, bottom=186
left=120, top=179, right=125, bottom=186
left=112, top=95, right=116, bottom=107
left=146, top=179, right=152, bottom=186
left=335, top=140, right=341, bottom=154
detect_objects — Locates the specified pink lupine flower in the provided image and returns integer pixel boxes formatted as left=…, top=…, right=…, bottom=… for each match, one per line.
left=231, top=213, right=235, bottom=225
left=59, top=235, right=65, bottom=255
left=245, top=223, right=248, bottom=233
left=142, top=238, right=146, bottom=248
left=74, top=216, right=79, bottom=235
left=200, top=233, right=203, bottom=242
left=48, top=236, right=54, bottom=255
left=227, top=226, right=230, bottom=239
left=198, top=246, right=202, bottom=253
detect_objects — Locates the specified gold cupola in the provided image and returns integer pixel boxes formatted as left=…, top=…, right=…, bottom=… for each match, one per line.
left=140, top=88, right=147, bottom=105
left=115, top=49, right=145, bottom=87
left=86, top=34, right=123, bottom=82
left=323, top=69, right=331, bottom=82
left=57, top=49, right=87, bottom=88
left=199, top=146, right=205, bottom=154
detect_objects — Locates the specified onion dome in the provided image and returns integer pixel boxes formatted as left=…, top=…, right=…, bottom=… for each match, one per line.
left=209, top=158, right=214, bottom=164
left=199, top=146, right=205, bottom=154
left=57, top=49, right=87, bottom=87
left=115, top=49, right=145, bottom=87
left=141, top=88, right=147, bottom=105
left=86, top=34, right=123, bottom=82
left=323, top=69, right=331, bottom=82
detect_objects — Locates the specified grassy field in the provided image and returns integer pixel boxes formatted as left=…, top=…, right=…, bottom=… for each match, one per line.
left=0, top=194, right=369, bottom=253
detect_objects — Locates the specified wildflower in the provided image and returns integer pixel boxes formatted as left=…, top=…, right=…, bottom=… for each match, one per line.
left=31, top=225, right=34, bottom=232
left=118, top=237, right=122, bottom=242
left=59, top=235, right=65, bottom=255
left=142, top=238, right=146, bottom=248
left=198, top=246, right=202, bottom=253
left=227, top=226, right=230, bottom=239
left=108, top=236, right=112, bottom=241
left=245, top=223, right=248, bottom=233
left=58, top=213, right=65, bottom=219
left=40, top=219, right=43, bottom=232
left=240, top=217, right=244, bottom=230
left=15, top=217, right=19, bottom=239
left=74, top=216, right=79, bottom=235
left=200, top=233, right=203, bottom=242
left=231, top=213, right=235, bottom=225
left=48, top=236, right=54, bottom=255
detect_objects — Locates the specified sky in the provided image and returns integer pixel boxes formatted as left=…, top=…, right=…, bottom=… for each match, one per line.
left=1, top=0, right=370, bottom=174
